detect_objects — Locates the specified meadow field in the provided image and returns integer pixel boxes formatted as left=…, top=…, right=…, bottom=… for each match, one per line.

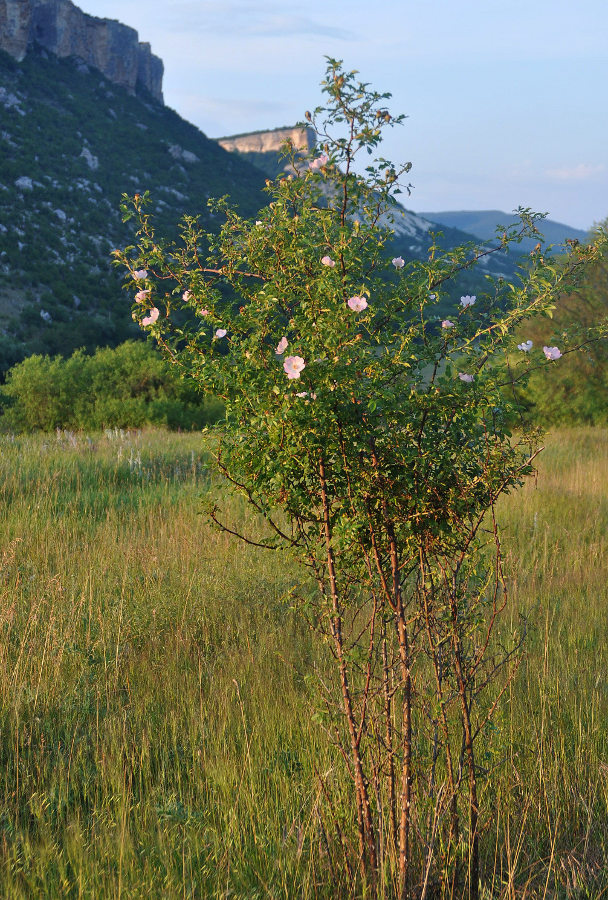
left=0, top=426, right=607, bottom=898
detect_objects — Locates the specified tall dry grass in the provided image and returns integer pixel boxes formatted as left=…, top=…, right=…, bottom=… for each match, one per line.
left=0, top=427, right=606, bottom=897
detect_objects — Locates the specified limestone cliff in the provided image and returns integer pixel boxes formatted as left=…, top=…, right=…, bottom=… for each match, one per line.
left=218, top=126, right=315, bottom=156
left=0, top=0, right=163, bottom=101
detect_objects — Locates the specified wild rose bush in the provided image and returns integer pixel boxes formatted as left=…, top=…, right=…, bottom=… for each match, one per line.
left=117, top=60, right=607, bottom=898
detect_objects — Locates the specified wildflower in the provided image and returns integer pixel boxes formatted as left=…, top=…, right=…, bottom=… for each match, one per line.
left=458, top=372, right=474, bottom=383
left=215, top=328, right=227, bottom=339
left=321, top=256, right=336, bottom=267
left=392, top=256, right=405, bottom=268
left=135, top=289, right=151, bottom=303
left=284, top=355, right=306, bottom=379
left=182, top=290, right=192, bottom=301
left=255, top=220, right=263, bottom=226
left=347, top=296, right=368, bottom=312
left=276, top=336, right=288, bottom=354
left=441, top=319, right=455, bottom=329
left=133, top=269, right=148, bottom=280
left=517, top=340, right=533, bottom=352
left=200, top=308, right=210, bottom=317
left=309, top=153, right=329, bottom=171
left=543, top=345, right=562, bottom=360
left=141, top=308, right=159, bottom=326
left=296, top=392, right=308, bottom=398
left=460, top=295, right=476, bottom=308
left=429, top=293, right=436, bottom=300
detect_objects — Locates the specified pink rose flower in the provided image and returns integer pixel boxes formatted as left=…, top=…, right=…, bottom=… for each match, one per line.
left=347, top=296, right=368, bottom=312
left=441, top=319, right=455, bottom=329
left=141, top=308, right=159, bottom=326
left=215, top=328, right=227, bottom=339
left=276, top=336, right=288, bottom=354
left=543, top=345, right=562, bottom=360
left=458, top=372, right=474, bottom=383
left=321, top=256, right=335, bottom=267
left=133, top=269, right=148, bottom=280
left=392, top=257, right=405, bottom=268
left=135, top=289, right=151, bottom=304
left=309, top=153, right=329, bottom=171
left=284, top=356, right=306, bottom=379
left=460, top=295, right=476, bottom=308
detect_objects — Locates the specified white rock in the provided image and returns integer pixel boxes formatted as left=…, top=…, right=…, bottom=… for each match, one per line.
left=168, top=144, right=199, bottom=164
left=80, top=147, right=99, bottom=171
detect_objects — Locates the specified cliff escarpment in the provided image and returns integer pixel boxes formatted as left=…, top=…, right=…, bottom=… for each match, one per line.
left=0, top=0, right=163, bottom=101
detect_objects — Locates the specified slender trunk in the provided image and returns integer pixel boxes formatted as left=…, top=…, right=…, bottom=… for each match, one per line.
left=396, top=603, right=413, bottom=899
left=383, top=503, right=412, bottom=897
left=319, top=457, right=378, bottom=881
left=449, top=591, right=479, bottom=899
left=369, top=442, right=413, bottom=896
left=382, top=618, right=398, bottom=858
left=420, top=565, right=460, bottom=883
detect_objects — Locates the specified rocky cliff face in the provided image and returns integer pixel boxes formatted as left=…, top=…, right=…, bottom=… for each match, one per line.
left=0, top=0, right=163, bottom=101
left=218, top=126, right=315, bottom=156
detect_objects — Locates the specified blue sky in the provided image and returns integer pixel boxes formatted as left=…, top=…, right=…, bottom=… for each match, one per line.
left=83, top=0, right=607, bottom=230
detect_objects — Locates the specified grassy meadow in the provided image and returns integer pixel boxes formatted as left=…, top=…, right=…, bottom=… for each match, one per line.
left=0, top=426, right=607, bottom=898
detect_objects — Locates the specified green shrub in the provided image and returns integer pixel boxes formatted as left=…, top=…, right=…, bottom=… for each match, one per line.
left=520, top=223, right=608, bottom=425
left=0, top=341, right=223, bottom=432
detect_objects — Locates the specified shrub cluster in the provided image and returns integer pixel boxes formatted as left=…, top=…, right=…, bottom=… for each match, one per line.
left=0, top=340, right=223, bottom=432
left=520, top=225, right=608, bottom=425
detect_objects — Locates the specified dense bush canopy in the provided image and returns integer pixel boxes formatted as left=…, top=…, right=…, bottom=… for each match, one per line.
left=0, top=340, right=223, bottom=431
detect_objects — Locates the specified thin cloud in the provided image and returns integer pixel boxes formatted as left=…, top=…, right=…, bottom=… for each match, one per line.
left=160, top=2, right=354, bottom=40
left=245, top=14, right=354, bottom=40
left=545, top=163, right=605, bottom=182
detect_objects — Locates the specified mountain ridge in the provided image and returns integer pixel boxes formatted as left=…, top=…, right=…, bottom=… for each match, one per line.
left=418, top=209, right=589, bottom=252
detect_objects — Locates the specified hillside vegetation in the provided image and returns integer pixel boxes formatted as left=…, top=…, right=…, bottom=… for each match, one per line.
left=0, top=46, right=266, bottom=371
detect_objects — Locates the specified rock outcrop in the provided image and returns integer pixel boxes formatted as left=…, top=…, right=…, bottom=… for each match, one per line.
left=218, top=126, right=315, bottom=156
left=0, top=0, right=163, bottom=101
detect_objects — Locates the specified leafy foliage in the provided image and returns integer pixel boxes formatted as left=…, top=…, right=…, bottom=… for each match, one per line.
left=0, top=340, right=222, bottom=431
left=520, top=222, right=608, bottom=424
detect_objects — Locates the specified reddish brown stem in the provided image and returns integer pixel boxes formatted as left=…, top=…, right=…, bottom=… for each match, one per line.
left=319, top=456, right=378, bottom=881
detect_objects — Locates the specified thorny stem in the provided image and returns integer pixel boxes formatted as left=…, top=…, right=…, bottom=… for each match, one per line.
left=318, top=455, right=378, bottom=882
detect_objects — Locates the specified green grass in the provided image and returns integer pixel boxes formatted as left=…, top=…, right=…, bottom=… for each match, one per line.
left=0, top=427, right=607, bottom=897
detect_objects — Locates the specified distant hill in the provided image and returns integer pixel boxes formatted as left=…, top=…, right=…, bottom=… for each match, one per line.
left=0, top=44, right=266, bottom=372
left=418, top=210, right=589, bottom=253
